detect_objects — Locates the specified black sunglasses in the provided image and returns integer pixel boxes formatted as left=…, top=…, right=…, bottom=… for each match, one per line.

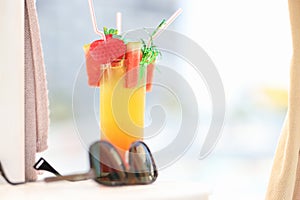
left=34, top=140, right=158, bottom=186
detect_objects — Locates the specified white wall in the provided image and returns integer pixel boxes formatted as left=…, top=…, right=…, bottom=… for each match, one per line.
left=0, top=0, right=25, bottom=183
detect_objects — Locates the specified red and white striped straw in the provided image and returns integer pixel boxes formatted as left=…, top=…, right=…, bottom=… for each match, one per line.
left=88, top=0, right=106, bottom=40
left=152, top=8, right=183, bottom=40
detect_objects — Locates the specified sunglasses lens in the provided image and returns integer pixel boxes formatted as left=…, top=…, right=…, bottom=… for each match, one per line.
left=89, top=141, right=127, bottom=186
left=128, top=141, right=158, bottom=184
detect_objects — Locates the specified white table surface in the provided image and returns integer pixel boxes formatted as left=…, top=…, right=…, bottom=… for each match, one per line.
left=0, top=180, right=210, bottom=200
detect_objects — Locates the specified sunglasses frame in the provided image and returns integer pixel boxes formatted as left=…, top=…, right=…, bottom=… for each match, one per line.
left=35, top=140, right=158, bottom=186
left=89, top=140, right=158, bottom=186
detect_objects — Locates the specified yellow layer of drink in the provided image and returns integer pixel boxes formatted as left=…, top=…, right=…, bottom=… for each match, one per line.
left=100, top=46, right=145, bottom=160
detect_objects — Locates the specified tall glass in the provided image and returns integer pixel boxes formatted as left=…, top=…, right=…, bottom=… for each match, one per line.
left=100, top=42, right=145, bottom=160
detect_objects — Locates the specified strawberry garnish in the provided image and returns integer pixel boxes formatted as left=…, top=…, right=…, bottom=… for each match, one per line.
left=89, top=39, right=104, bottom=51
left=105, top=34, right=113, bottom=40
left=89, top=37, right=126, bottom=65
left=85, top=27, right=126, bottom=87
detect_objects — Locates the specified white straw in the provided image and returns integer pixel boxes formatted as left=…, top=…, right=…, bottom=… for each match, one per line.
left=152, top=8, right=183, bottom=40
left=88, top=0, right=106, bottom=40
left=116, top=12, right=122, bottom=34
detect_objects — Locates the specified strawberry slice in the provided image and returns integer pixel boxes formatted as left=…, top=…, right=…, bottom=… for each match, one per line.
left=89, top=37, right=126, bottom=65
left=124, top=42, right=141, bottom=88
left=146, top=62, right=156, bottom=92
left=85, top=37, right=126, bottom=87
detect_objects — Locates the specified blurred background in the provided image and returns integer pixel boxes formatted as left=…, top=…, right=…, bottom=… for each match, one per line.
left=36, top=0, right=291, bottom=199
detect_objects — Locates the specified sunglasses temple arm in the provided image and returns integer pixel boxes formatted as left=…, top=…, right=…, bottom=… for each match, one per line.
left=44, top=170, right=96, bottom=183
left=33, top=157, right=96, bottom=183
left=33, top=157, right=61, bottom=176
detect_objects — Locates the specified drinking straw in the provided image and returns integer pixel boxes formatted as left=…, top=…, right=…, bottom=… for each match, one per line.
left=88, top=0, right=106, bottom=40
left=152, top=8, right=183, bottom=41
left=116, top=12, right=122, bottom=34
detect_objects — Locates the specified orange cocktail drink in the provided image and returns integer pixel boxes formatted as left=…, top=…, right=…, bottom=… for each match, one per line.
left=100, top=42, right=145, bottom=160
left=85, top=25, right=160, bottom=161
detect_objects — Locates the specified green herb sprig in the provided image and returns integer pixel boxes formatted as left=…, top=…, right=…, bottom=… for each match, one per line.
left=139, top=20, right=166, bottom=78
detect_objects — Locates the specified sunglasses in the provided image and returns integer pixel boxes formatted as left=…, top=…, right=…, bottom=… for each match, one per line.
left=34, top=140, right=158, bottom=186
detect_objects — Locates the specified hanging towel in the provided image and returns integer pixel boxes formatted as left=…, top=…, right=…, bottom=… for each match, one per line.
left=266, top=0, right=300, bottom=199
left=24, top=0, right=49, bottom=181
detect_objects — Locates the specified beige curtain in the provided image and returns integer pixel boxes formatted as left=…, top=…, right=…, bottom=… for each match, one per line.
left=266, top=0, right=300, bottom=199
